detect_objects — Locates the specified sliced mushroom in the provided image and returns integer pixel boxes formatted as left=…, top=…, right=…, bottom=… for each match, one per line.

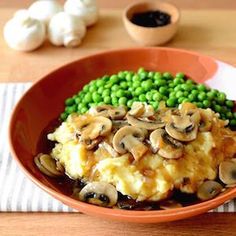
left=159, top=200, right=183, bottom=210
left=34, top=153, right=64, bottom=177
left=79, top=182, right=118, bottom=207
left=150, top=129, right=183, bottom=159
left=112, top=126, right=148, bottom=161
left=197, top=180, right=223, bottom=201
left=165, top=115, right=198, bottom=141
left=112, top=120, right=129, bottom=131
left=126, top=114, right=165, bottom=130
left=99, top=141, right=118, bottom=157
left=219, top=161, right=236, bottom=185
left=199, top=109, right=213, bottom=132
left=89, top=105, right=126, bottom=120
left=128, top=102, right=154, bottom=118
left=71, top=115, right=112, bottom=149
left=82, top=137, right=103, bottom=150
left=128, top=102, right=145, bottom=117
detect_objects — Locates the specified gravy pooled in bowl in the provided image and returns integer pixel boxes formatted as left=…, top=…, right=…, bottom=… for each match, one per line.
left=35, top=102, right=236, bottom=209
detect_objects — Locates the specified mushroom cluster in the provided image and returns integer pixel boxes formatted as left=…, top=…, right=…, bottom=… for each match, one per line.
left=35, top=101, right=236, bottom=209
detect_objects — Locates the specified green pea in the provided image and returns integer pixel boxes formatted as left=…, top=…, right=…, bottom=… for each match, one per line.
left=173, top=77, right=183, bottom=85
left=166, top=98, right=177, bottom=107
left=96, top=79, right=105, bottom=87
left=89, top=85, right=97, bottom=92
left=186, top=80, right=194, bottom=85
left=110, top=75, right=119, bottom=84
left=116, top=89, right=126, bottom=97
left=111, top=84, right=120, bottom=91
left=233, top=112, right=236, bottom=119
left=148, top=71, right=155, bottom=78
left=84, top=93, right=93, bottom=103
left=83, top=84, right=89, bottom=92
left=217, top=92, right=226, bottom=104
left=225, top=100, right=234, bottom=108
left=60, top=112, right=68, bottom=120
left=102, top=75, right=109, bottom=82
left=197, top=84, right=207, bottom=91
left=112, top=97, right=118, bottom=106
left=214, top=104, right=222, bottom=113
left=175, top=91, right=184, bottom=98
left=229, top=119, right=236, bottom=126
left=188, top=93, right=197, bottom=102
left=191, top=90, right=198, bottom=96
left=65, top=105, right=77, bottom=114
left=111, top=93, right=117, bottom=99
left=163, top=72, right=173, bottom=79
left=207, top=91, right=216, bottom=100
left=226, top=111, right=233, bottom=119
left=133, top=81, right=141, bottom=88
left=81, top=107, right=88, bottom=114
left=169, top=82, right=175, bottom=88
left=104, top=96, right=111, bottom=104
left=120, top=81, right=128, bottom=89
left=102, top=89, right=110, bottom=97
left=159, top=86, right=168, bottom=95
left=132, top=74, right=141, bottom=82
left=126, top=73, right=132, bottom=81
left=196, top=102, right=203, bottom=108
left=118, top=71, right=125, bottom=79
left=203, top=100, right=211, bottom=108
left=92, top=93, right=102, bottom=103
left=169, top=91, right=176, bottom=98
left=65, top=98, right=74, bottom=106
left=183, top=91, right=189, bottom=97
left=150, top=101, right=159, bottom=110
left=97, top=87, right=104, bottom=94
left=146, top=92, right=153, bottom=101
left=119, top=97, right=128, bottom=105
left=139, top=94, right=147, bottom=102
left=181, top=84, right=192, bottom=91
left=142, top=79, right=153, bottom=91
left=127, top=100, right=133, bottom=108
left=174, top=85, right=182, bottom=92
left=178, top=97, right=186, bottom=104
left=135, top=87, right=145, bottom=96
left=105, top=82, right=113, bottom=89
left=139, top=71, right=148, bottom=80
left=153, top=92, right=162, bottom=101
left=137, top=67, right=145, bottom=74
left=198, top=92, right=207, bottom=101
left=75, top=97, right=81, bottom=104
left=175, top=72, right=185, bottom=79
left=154, top=72, right=162, bottom=80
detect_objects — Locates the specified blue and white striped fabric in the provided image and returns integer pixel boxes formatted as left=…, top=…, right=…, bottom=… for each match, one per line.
left=0, top=83, right=235, bottom=212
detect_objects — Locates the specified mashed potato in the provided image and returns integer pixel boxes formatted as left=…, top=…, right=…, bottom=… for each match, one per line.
left=48, top=103, right=236, bottom=202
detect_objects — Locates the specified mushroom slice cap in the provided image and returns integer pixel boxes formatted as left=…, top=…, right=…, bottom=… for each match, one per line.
left=165, top=115, right=198, bottom=142
left=199, top=108, right=213, bottom=132
left=79, top=182, right=118, bottom=207
left=126, top=114, right=165, bottom=130
left=112, top=126, right=148, bottom=161
left=89, top=105, right=127, bottom=120
left=150, top=129, right=183, bottom=159
left=219, top=161, right=236, bottom=185
left=197, top=180, right=223, bottom=201
left=128, top=102, right=145, bottom=117
left=72, top=114, right=112, bottom=141
left=34, top=154, right=63, bottom=177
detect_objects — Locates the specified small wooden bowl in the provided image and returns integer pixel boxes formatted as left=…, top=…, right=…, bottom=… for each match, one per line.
left=123, top=1, right=180, bottom=46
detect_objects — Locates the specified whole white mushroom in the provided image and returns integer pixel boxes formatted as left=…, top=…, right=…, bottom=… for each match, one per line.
left=29, top=0, right=63, bottom=25
left=3, top=9, right=46, bottom=52
left=48, top=12, right=86, bottom=47
left=64, top=0, right=98, bottom=27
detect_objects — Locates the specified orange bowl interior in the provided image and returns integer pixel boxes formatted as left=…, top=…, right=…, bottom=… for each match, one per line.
left=9, top=47, right=236, bottom=223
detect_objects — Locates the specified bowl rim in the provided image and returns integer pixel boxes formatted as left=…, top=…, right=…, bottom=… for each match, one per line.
left=123, top=0, right=181, bottom=29
left=8, top=47, right=236, bottom=223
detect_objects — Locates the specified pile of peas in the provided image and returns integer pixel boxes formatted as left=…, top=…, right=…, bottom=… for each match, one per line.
left=61, top=68, right=236, bottom=128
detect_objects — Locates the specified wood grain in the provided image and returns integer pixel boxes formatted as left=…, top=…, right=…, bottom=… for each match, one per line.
left=0, top=212, right=236, bottom=236
left=1, top=1, right=236, bottom=235
left=1, top=9, right=236, bottom=82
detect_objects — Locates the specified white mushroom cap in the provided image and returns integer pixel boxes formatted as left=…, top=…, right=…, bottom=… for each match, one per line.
left=3, top=9, right=46, bottom=51
left=28, top=0, right=63, bottom=25
left=48, top=12, right=86, bottom=47
left=64, top=0, right=98, bottom=26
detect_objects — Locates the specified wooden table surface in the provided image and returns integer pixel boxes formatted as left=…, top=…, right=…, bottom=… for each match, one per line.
left=1, top=1, right=236, bottom=235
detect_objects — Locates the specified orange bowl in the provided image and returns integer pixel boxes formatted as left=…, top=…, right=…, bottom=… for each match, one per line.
left=9, top=47, right=236, bottom=223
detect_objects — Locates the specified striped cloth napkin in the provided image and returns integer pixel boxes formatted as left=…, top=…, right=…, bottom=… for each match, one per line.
left=0, top=83, right=235, bottom=212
